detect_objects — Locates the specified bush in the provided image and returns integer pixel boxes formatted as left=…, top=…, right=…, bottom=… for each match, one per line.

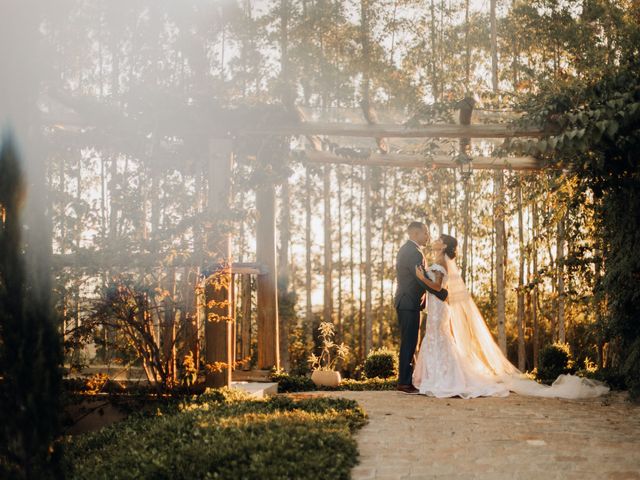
left=318, top=378, right=396, bottom=391
left=270, top=372, right=316, bottom=393
left=64, top=389, right=366, bottom=480
left=537, top=343, right=574, bottom=384
left=363, top=348, right=398, bottom=379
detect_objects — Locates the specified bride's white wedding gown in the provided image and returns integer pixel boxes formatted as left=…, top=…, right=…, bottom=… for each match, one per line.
left=412, top=257, right=609, bottom=399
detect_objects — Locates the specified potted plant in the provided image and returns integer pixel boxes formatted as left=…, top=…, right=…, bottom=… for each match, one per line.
left=308, top=322, right=349, bottom=387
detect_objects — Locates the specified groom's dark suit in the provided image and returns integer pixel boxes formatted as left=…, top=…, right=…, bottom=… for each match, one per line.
left=394, top=240, right=448, bottom=386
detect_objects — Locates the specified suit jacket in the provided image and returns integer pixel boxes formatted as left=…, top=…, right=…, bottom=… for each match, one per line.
left=394, top=240, right=448, bottom=311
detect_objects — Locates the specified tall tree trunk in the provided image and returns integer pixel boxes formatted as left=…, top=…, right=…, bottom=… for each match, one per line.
left=360, top=0, right=374, bottom=354
left=461, top=180, right=470, bottom=283
left=364, top=167, right=373, bottom=355
left=337, top=165, right=344, bottom=341
left=464, top=0, right=470, bottom=89
left=305, top=167, right=313, bottom=339
left=359, top=167, right=365, bottom=361
left=532, top=199, right=540, bottom=368
left=494, top=171, right=507, bottom=353
left=556, top=212, right=566, bottom=343
left=350, top=167, right=356, bottom=353
left=323, top=165, right=333, bottom=325
left=278, top=179, right=291, bottom=371
left=490, top=0, right=498, bottom=92
left=430, top=0, right=439, bottom=101
left=516, top=180, right=526, bottom=370
left=491, top=11, right=506, bottom=353
left=378, top=170, right=386, bottom=347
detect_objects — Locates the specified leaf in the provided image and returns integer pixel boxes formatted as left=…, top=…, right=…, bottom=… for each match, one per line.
left=606, top=121, right=619, bottom=138
left=596, top=120, right=608, bottom=133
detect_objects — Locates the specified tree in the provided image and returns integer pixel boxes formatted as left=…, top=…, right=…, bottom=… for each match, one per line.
left=0, top=136, right=63, bottom=479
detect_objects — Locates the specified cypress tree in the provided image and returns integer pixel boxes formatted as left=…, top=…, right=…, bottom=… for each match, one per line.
left=0, top=133, right=63, bottom=479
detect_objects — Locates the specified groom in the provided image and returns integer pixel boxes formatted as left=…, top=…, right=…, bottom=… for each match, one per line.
left=394, top=221, right=448, bottom=394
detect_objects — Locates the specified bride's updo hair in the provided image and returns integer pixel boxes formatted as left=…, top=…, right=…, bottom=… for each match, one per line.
left=440, top=234, right=458, bottom=259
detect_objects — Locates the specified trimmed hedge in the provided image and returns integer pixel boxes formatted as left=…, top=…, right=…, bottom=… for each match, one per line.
left=63, top=389, right=366, bottom=480
left=270, top=372, right=397, bottom=392
left=318, top=378, right=396, bottom=391
left=363, top=348, right=398, bottom=379
left=270, top=372, right=316, bottom=393
left=537, top=343, right=574, bottom=384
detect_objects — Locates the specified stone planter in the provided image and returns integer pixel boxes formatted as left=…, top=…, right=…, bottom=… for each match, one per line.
left=311, top=370, right=342, bottom=388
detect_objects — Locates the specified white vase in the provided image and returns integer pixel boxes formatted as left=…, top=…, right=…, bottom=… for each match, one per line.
left=311, top=370, right=342, bottom=387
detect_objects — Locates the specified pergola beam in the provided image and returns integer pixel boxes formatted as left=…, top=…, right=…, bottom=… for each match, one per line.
left=239, top=122, right=547, bottom=139
left=304, top=150, right=544, bottom=171
left=51, top=254, right=267, bottom=275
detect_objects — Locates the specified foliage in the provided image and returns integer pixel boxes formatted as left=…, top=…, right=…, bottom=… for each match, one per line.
left=63, top=390, right=366, bottom=480
left=516, top=58, right=640, bottom=399
left=91, top=277, right=185, bottom=392
left=270, top=371, right=397, bottom=393
left=308, top=322, right=349, bottom=372
left=12, top=0, right=639, bottom=401
left=287, top=325, right=312, bottom=376
left=319, top=378, right=397, bottom=392
left=537, top=343, right=574, bottom=384
left=179, top=352, right=198, bottom=389
left=363, top=347, right=398, bottom=379
left=270, top=371, right=316, bottom=393
left=0, top=136, right=63, bottom=479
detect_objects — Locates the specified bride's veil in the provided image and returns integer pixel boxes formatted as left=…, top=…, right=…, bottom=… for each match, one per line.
left=444, top=255, right=609, bottom=399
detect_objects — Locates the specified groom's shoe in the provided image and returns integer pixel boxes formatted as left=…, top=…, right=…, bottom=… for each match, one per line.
left=397, top=384, right=419, bottom=394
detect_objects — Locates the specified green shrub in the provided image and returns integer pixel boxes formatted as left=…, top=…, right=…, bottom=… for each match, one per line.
left=64, top=389, right=366, bottom=480
left=537, top=343, right=574, bottom=384
left=363, top=348, right=398, bottom=379
left=318, top=377, right=396, bottom=391
left=270, top=372, right=316, bottom=393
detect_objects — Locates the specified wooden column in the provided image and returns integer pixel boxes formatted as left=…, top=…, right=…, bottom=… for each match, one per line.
left=459, top=96, right=475, bottom=283
left=256, top=163, right=280, bottom=371
left=240, top=273, right=252, bottom=370
left=204, top=138, right=234, bottom=388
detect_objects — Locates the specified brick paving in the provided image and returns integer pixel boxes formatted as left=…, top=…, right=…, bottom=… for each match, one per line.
left=316, top=390, right=640, bottom=480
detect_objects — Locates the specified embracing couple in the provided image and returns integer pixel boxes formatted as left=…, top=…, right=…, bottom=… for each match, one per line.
left=394, top=221, right=609, bottom=399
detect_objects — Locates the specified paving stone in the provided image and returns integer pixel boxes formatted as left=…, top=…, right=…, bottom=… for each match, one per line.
left=306, top=390, right=640, bottom=479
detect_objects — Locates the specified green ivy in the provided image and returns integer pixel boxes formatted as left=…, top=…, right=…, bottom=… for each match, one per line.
left=514, top=62, right=640, bottom=400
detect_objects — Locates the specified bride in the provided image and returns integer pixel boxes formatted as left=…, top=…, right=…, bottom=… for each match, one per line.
left=412, top=234, right=609, bottom=399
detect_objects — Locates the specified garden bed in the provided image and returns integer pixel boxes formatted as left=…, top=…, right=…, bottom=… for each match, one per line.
left=63, top=388, right=367, bottom=480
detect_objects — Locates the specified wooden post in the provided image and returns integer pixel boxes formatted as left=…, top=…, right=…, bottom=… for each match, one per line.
left=231, top=273, right=237, bottom=369
left=458, top=96, right=475, bottom=283
left=204, top=138, right=234, bottom=388
left=241, top=273, right=252, bottom=370
left=256, top=162, right=280, bottom=371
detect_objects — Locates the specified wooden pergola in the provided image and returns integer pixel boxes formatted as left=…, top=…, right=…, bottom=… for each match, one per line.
left=206, top=102, right=547, bottom=388
left=45, top=95, right=548, bottom=388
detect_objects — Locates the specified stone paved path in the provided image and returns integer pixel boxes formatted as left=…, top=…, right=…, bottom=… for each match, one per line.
left=317, top=391, right=640, bottom=480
